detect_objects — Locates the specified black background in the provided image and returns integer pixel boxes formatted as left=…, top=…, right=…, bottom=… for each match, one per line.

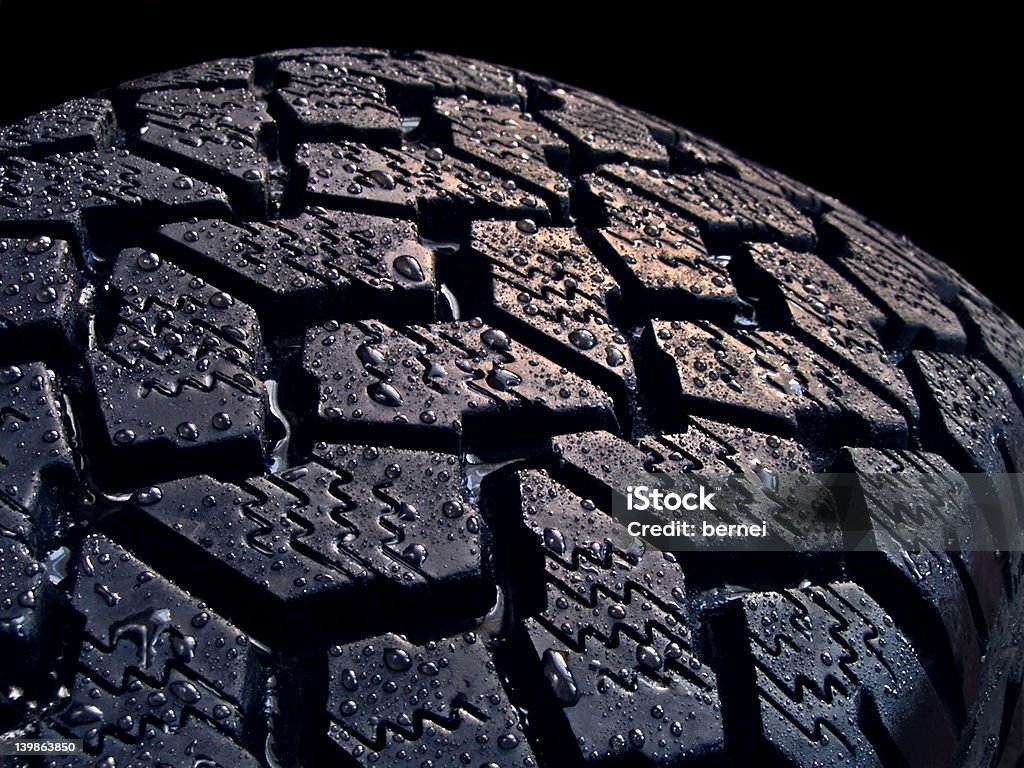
left=1, top=5, right=1014, bottom=321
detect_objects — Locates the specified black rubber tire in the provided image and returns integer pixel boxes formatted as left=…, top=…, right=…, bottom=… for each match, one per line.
left=0, top=48, right=1021, bottom=768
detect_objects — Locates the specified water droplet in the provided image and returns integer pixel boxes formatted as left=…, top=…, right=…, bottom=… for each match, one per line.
left=498, top=734, right=519, bottom=749
left=340, top=699, right=358, bottom=716
left=341, top=668, right=359, bottom=691
left=425, top=147, right=445, bottom=162
left=169, top=680, right=201, bottom=704
left=608, top=603, right=627, bottom=619
left=392, top=255, right=425, bottom=282
left=368, top=169, right=396, bottom=190
left=486, top=367, right=522, bottom=391
left=419, top=410, right=437, bottom=424
left=110, top=607, right=172, bottom=667
left=209, top=291, right=234, bottom=309
left=569, top=329, right=597, bottom=350
left=211, top=412, right=232, bottom=430
left=93, top=584, right=120, bottom=607
left=481, top=328, right=511, bottom=351
left=636, top=644, right=662, bottom=670
left=36, top=286, right=58, bottom=304
left=25, top=235, right=53, bottom=254
left=542, top=649, right=580, bottom=705
left=0, top=365, right=24, bottom=384
left=384, top=648, right=413, bottom=672
left=442, top=500, right=464, bottom=518
left=177, top=422, right=200, bottom=441
left=172, top=635, right=197, bottom=662
left=134, top=486, right=163, bottom=506
left=516, top=218, right=539, bottom=235
left=605, top=347, right=626, bottom=366
left=356, top=343, right=386, bottom=367
left=114, top=428, right=137, bottom=445
left=136, top=252, right=162, bottom=272
left=368, top=381, right=403, bottom=407
left=402, top=543, right=428, bottom=566
left=543, top=527, right=566, bottom=555
left=212, top=703, right=232, bottom=720
left=173, top=176, right=194, bottom=190
left=62, top=703, right=104, bottom=725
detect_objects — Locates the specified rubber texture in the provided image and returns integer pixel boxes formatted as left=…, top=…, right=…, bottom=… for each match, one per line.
left=0, top=48, right=1021, bottom=768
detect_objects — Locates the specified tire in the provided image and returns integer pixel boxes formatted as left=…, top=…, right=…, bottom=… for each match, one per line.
left=0, top=47, right=1021, bottom=768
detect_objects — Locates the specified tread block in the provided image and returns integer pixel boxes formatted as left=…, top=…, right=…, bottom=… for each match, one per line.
left=515, top=470, right=724, bottom=764
left=651, top=319, right=907, bottom=442
left=0, top=535, right=43, bottom=647
left=313, top=50, right=525, bottom=106
left=86, top=345, right=266, bottom=476
left=121, top=444, right=487, bottom=606
left=158, top=209, right=436, bottom=323
left=0, top=363, right=76, bottom=540
left=87, top=254, right=266, bottom=476
left=302, top=319, right=615, bottom=449
left=740, top=582, right=956, bottom=768
left=471, top=221, right=637, bottom=405
left=117, top=58, right=254, bottom=94
left=822, top=208, right=966, bottom=351
left=134, top=87, right=275, bottom=213
left=297, top=140, right=553, bottom=223
left=956, top=283, right=1024, bottom=401
left=553, top=420, right=841, bottom=551
left=844, top=447, right=992, bottom=550
left=909, top=351, right=1024, bottom=473
left=539, top=88, right=669, bottom=167
left=747, top=242, right=919, bottom=422
left=666, top=126, right=822, bottom=208
left=108, top=247, right=264, bottom=371
left=325, top=631, right=536, bottom=767
left=583, top=174, right=742, bottom=316
left=273, top=59, right=401, bottom=140
left=0, top=236, right=85, bottom=349
left=435, top=96, right=571, bottom=217
left=844, top=447, right=994, bottom=710
left=49, top=533, right=259, bottom=764
left=556, top=417, right=823, bottom=478
left=601, top=164, right=816, bottom=249
left=0, top=150, right=230, bottom=230
left=0, top=98, right=115, bottom=158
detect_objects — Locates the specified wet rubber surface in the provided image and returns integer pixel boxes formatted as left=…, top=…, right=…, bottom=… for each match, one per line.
left=0, top=48, right=1022, bottom=767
